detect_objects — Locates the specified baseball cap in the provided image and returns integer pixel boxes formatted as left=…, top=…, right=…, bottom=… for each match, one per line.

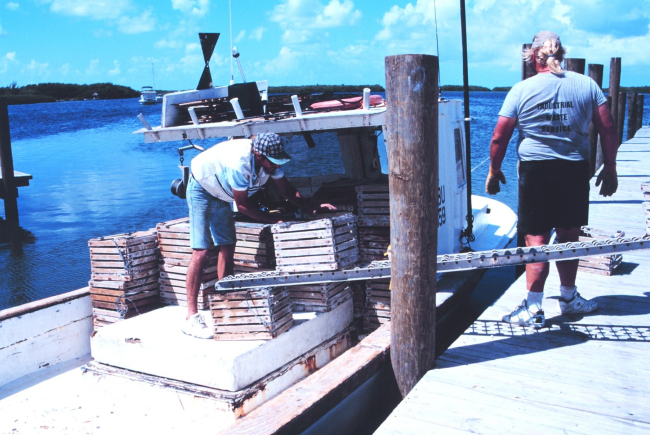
left=252, top=133, right=292, bottom=165
left=532, top=31, right=560, bottom=49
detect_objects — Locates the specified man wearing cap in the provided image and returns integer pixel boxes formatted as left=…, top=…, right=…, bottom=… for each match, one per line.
left=486, top=31, right=619, bottom=329
left=182, top=132, right=333, bottom=338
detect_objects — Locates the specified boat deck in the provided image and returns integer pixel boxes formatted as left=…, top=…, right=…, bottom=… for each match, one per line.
left=376, top=127, right=650, bottom=434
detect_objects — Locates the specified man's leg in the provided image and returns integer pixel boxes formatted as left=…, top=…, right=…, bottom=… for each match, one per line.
left=217, top=243, right=235, bottom=280
left=186, top=248, right=212, bottom=319
left=525, top=231, right=552, bottom=292
left=555, top=226, right=597, bottom=314
left=554, top=227, right=581, bottom=287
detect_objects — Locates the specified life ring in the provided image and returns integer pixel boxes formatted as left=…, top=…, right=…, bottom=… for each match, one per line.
left=309, top=95, right=385, bottom=112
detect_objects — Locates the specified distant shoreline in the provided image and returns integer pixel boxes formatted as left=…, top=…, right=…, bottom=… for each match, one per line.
left=2, top=82, right=648, bottom=106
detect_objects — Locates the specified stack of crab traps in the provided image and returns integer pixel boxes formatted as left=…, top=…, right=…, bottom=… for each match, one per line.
left=87, top=230, right=160, bottom=329
left=156, top=218, right=218, bottom=309
left=233, top=221, right=275, bottom=274
left=355, top=185, right=391, bottom=261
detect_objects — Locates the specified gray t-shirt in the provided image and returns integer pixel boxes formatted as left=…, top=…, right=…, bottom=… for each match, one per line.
left=499, top=71, right=607, bottom=161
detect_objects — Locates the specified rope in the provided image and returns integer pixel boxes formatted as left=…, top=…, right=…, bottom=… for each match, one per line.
left=244, top=290, right=272, bottom=332
left=471, top=155, right=491, bottom=172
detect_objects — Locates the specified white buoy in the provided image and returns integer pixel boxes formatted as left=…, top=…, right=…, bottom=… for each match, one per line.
left=363, top=88, right=370, bottom=111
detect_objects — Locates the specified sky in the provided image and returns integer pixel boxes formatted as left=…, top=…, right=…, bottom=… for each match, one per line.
left=1, top=0, right=649, bottom=91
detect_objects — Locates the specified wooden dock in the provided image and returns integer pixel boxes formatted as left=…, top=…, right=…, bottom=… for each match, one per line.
left=376, top=127, right=650, bottom=434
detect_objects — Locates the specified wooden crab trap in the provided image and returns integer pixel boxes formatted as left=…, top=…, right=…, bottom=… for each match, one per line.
left=363, top=279, right=391, bottom=332
left=577, top=227, right=625, bottom=276
left=271, top=213, right=359, bottom=273
left=156, top=218, right=219, bottom=309
left=234, top=221, right=275, bottom=274
left=356, top=184, right=390, bottom=227
left=287, top=282, right=352, bottom=313
left=87, top=230, right=160, bottom=328
left=209, top=287, right=293, bottom=341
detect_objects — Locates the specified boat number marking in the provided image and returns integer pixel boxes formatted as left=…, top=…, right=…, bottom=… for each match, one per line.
left=438, top=185, right=446, bottom=227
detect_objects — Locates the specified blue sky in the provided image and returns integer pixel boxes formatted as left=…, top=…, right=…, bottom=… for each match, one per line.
left=1, top=0, right=649, bottom=91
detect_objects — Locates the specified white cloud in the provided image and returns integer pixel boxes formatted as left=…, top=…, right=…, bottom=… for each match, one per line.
left=108, top=60, right=120, bottom=76
left=60, top=63, right=71, bottom=76
left=154, top=38, right=183, bottom=49
left=0, top=22, right=5, bottom=36
left=271, top=0, right=362, bottom=44
left=234, top=30, right=246, bottom=43
left=5, top=52, right=16, bottom=61
left=48, top=0, right=132, bottom=20
left=249, top=27, right=266, bottom=41
left=6, top=2, right=19, bottom=10
left=552, top=0, right=571, bottom=26
left=86, top=58, right=101, bottom=76
left=117, top=9, right=155, bottom=34
left=171, top=0, right=209, bottom=17
left=1, top=52, right=17, bottom=73
left=260, top=46, right=302, bottom=76
left=23, top=59, right=50, bottom=79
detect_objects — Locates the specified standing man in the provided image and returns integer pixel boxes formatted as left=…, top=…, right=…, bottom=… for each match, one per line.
left=486, top=31, right=619, bottom=328
left=182, top=132, right=334, bottom=338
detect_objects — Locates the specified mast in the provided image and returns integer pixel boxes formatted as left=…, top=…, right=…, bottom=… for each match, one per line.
left=459, top=0, right=474, bottom=249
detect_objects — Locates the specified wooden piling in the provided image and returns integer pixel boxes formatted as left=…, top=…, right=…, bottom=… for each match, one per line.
left=609, top=58, right=621, bottom=145
left=385, top=54, right=439, bottom=398
left=0, top=97, right=19, bottom=226
left=617, top=92, right=627, bottom=145
left=587, top=64, right=604, bottom=176
left=627, top=93, right=638, bottom=140
left=636, top=94, right=645, bottom=134
left=564, top=58, right=585, bottom=75
left=521, top=44, right=535, bottom=81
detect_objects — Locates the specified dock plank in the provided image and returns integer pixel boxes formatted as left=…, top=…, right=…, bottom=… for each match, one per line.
left=376, top=127, right=650, bottom=434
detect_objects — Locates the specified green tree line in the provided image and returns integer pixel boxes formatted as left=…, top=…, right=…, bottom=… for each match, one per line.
left=0, top=82, right=140, bottom=105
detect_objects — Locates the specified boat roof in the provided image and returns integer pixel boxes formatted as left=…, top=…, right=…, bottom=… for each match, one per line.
left=134, top=106, right=387, bottom=143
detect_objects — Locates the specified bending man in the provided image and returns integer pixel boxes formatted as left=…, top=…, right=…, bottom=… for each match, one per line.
left=486, top=31, right=618, bottom=328
left=182, top=132, right=334, bottom=338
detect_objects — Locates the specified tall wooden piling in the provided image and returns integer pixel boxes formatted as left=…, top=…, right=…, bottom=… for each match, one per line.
left=521, top=44, right=535, bottom=81
left=587, top=64, right=604, bottom=176
left=617, top=92, right=627, bottom=145
left=636, top=94, right=645, bottom=133
left=0, top=97, right=19, bottom=226
left=609, top=58, right=621, bottom=145
left=627, top=93, right=638, bottom=140
left=564, top=58, right=585, bottom=75
left=385, top=54, right=439, bottom=397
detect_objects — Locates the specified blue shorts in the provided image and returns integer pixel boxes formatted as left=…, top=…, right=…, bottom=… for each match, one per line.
left=186, top=176, right=237, bottom=249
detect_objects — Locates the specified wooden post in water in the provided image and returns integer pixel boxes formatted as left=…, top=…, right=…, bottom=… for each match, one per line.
left=0, top=97, right=19, bottom=226
left=564, top=58, right=585, bottom=75
left=636, top=94, right=645, bottom=133
left=587, top=64, right=604, bottom=176
left=627, top=93, right=638, bottom=140
left=609, top=58, right=622, bottom=145
left=385, top=54, right=439, bottom=398
left=521, top=44, right=535, bottom=81
left=617, top=92, right=627, bottom=145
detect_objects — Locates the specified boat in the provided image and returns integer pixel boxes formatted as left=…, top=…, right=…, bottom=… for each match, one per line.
left=138, top=86, right=161, bottom=105
left=1, top=1, right=521, bottom=428
left=1, top=71, right=521, bottom=431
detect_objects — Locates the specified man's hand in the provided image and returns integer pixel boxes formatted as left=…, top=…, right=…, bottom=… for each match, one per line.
left=595, top=165, right=618, bottom=197
left=312, top=203, right=337, bottom=213
left=485, top=169, right=506, bottom=195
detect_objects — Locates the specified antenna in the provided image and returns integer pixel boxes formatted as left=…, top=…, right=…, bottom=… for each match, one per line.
left=232, top=46, right=246, bottom=83
left=229, top=0, right=234, bottom=85
left=197, top=33, right=220, bottom=90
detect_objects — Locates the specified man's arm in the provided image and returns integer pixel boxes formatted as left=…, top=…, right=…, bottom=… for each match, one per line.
left=272, top=176, right=335, bottom=212
left=232, top=190, right=281, bottom=224
left=486, top=116, right=517, bottom=195
left=592, top=103, right=618, bottom=197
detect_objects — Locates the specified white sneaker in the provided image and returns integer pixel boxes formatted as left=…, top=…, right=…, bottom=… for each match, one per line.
left=181, top=313, right=213, bottom=339
left=502, top=299, right=545, bottom=329
left=558, top=292, right=597, bottom=314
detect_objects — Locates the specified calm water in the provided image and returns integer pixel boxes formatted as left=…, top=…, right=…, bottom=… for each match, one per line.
left=1, top=91, right=646, bottom=310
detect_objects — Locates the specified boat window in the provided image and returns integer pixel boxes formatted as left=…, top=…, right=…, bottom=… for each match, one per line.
left=454, top=127, right=466, bottom=186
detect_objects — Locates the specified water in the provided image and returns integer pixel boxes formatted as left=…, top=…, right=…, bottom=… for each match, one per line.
left=2, top=92, right=646, bottom=310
